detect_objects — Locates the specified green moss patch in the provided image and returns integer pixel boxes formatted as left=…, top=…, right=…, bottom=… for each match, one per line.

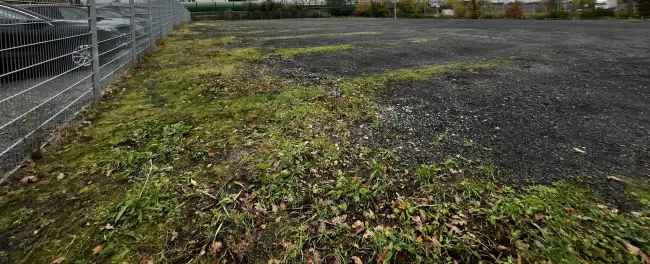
left=275, top=44, right=354, bottom=58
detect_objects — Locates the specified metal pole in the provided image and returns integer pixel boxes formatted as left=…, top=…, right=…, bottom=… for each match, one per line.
left=169, top=0, right=173, bottom=31
left=130, top=0, right=137, bottom=61
left=148, top=0, right=154, bottom=49
left=394, top=0, right=397, bottom=22
left=88, top=0, right=100, bottom=100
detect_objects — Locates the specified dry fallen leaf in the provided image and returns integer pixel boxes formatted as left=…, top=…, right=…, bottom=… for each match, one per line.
left=20, top=175, right=39, bottom=184
left=412, top=216, right=423, bottom=231
left=51, top=257, right=65, bottom=264
left=279, top=240, right=292, bottom=249
left=307, top=248, right=321, bottom=264
left=92, top=244, right=103, bottom=255
left=564, top=207, right=576, bottom=214
left=623, top=240, right=650, bottom=264
left=422, top=235, right=441, bottom=249
left=210, top=241, right=223, bottom=255
left=376, top=248, right=390, bottom=264
left=352, top=220, right=365, bottom=234
left=362, top=230, right=374, bottom=240
left=139, top=255, right=154, bottom=264
left=446, top=223, right=462, bottom=234
left=607, top=176, right=625, bottom=183
left=207, top=148, right=219, bottom=158
left=351, top=256, right=363, bottom=264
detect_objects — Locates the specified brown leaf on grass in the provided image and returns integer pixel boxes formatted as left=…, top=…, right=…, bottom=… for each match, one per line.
left=351, top=256, right=363, bottom=264
left=496, top=245, right=510, bottom=252
left=376, top=248, right=390, bottom=264
left=207, top=148, right=219, bottom=158
left=446, top=223, right=462, bottom=234
left=564, top=207, right=576, bottom=214
left=92, top=244, right=103, bottom=255
left=279, top=240, right=292, bottom=250
left=623, top=240, right=650, bottom=264
left=279, top=199, right=288, bottom=211
left=352, top=220, right=365, bottom=234
left=20, top=175, right=39, bottom=184
left=307, top=248, right=321, bottom=264
left=421, top=235, right=441, bottom=249
left=450, top=214, right=467, bottom=226
left=362, top=229, right=374, bottom=240
left=210, top=241, right=223, bottom=255
left=328, top=215, right=347, bottom=226
left=51, top=257, right=65, bottom=264
left=412, top=216, right=423, bottom=231
left=139, top=255, right=153, bottom=264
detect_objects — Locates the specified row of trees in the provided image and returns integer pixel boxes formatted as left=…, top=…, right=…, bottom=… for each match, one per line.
left=188, top=0, right=649, bottom=18
left=344, top=0, right=650, bottom=19
left=353, top=0, right=438, bottom=17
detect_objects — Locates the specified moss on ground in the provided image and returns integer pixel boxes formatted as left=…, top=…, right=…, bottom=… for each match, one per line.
left=275, top=44, right=354, bottom=58
left=0, top=21, right=648, bottom=264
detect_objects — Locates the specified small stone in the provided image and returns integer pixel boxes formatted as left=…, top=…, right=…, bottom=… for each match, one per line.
left=572, top=147, right=586, bottom=154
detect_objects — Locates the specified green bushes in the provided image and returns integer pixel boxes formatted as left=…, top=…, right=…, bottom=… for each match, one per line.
left=355, top=0, right=391, bottom=17
left=448, top=0, right=467, bottom=17
left=397, top=0, right=417, bottom=16
left=327, top=0, right=355, bottom=16
left=505, top=1, right=524, bottom=18
left=640, top=0, right=650, bottom=17
left=187, top=0, right=643, bottom=19
left=187, top=1, right=334, bottom=19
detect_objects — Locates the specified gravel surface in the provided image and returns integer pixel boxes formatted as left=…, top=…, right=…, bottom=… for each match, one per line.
left=208, top=18, right=650, bottom=197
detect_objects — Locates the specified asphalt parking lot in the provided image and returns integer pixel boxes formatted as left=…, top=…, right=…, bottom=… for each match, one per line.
left=204, top=18, right=650, bottom=192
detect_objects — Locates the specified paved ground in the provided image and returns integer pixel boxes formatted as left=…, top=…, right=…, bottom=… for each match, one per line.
left=205, top=18, right=650, bottom=196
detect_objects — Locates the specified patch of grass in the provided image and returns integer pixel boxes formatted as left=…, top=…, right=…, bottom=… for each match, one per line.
left=275, top=44, right=354, bottom=58
left=624, top=177, right=650, bottom=210
left=261, top=31, right=382, bottom=41
left=341, top=60, right=504, bottom=95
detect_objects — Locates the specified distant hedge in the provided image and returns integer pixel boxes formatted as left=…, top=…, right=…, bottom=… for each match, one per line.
left=185, top=1, right=354, bottom=17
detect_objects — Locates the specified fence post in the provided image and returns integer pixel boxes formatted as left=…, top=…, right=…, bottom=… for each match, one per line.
left=158, top=0, right=163, bottom=38
left=148, top=0, right=154, bottom=49
left=130, top=0, right=137, bottom=61
left=88, top=0, right=100, bottom=100
left=169, top=0, right=173, bottom=32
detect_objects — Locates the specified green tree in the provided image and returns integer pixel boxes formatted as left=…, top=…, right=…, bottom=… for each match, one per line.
left=640, top=0, right=650, bottom=17
left=369, top=0, right=390, bottom=17
left=469, top=0, right=481, bottom=17
left=505, top=0, right=524, bottom=18
left=398, top=0, right=418, bottom=16
left=327, top=0, right=353, bottom=16
left=447, top=0, right=467, bottom=17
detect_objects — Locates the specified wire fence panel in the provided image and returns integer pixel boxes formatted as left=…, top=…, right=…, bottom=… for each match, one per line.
left=0, top=0, right=190, bottom=181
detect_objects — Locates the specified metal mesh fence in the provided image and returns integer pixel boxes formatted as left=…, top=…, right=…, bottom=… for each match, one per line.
left=0, top=0, right=190, bottom=181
